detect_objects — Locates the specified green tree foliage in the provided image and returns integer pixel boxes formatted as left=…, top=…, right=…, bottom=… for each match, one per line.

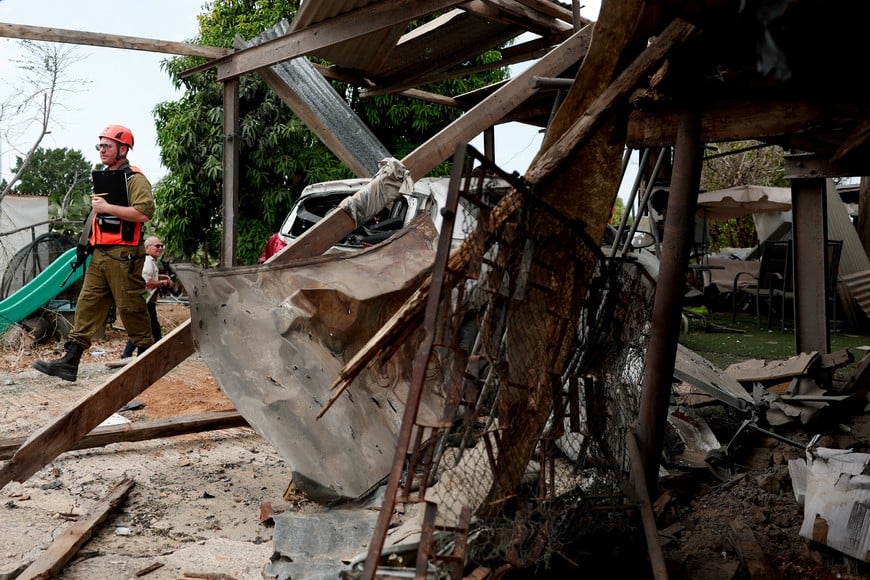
left=154, top=0, right=507, bottom=265
left=700, top=141, right=787, bottom=251
left=9, top=146, right=94, bottom=233
left=610, top=196, right=625, bottom=226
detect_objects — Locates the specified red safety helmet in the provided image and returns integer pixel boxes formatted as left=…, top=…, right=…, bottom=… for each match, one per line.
left=98, top=124, right=134, bottom=149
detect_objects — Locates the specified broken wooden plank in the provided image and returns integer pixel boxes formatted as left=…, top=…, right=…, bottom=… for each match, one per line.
left=401, top=23, right=593, bottom=180
left=135, top=562, right=165, bottom=577
left=16, top=477, right=134, bottom=580
left=326, top=20, right=698, bottom=413
left=267, top=207, right=357, bottom=265
left=816, top=349, right=854, bottom=370
left=526, top=18, right=698, bottom=188
left=0, top=321, right=194, bottom=490
left=215, top=0, right=467, bottom=81
left=626, top=429, right=669, bottom=579
left=0, top=411, right=247, bottom=460
left=728, top=517, right=779, bottom=579
left=725, top=352, right=819, bottom=384
left=671, top=382, right=718, bottom=407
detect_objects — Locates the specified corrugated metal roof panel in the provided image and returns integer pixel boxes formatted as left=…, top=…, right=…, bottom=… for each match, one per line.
left=826, top=183, right=870, bottom=277
left=840, top=269, right=870, bottom=322
left=245, top=20, right=390, bottom=176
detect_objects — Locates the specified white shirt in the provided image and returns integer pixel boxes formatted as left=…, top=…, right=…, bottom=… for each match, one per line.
left=142, top=254, right=160, bottom=302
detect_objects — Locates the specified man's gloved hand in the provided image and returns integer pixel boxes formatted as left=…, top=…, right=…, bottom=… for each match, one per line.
left=73, top=244, right=93, bottom=270
left=62, top=243, right=93, bottom=286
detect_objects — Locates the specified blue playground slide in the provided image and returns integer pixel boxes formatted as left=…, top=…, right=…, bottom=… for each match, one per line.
left=0, top=247, right=90, bottom=332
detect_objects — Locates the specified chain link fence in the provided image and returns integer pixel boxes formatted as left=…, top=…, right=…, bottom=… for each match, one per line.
left=364, top=148, right=657, bottom=577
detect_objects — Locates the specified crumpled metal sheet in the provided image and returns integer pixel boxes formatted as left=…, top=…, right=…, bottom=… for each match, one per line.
left=174, top=218, right=445, bottom=502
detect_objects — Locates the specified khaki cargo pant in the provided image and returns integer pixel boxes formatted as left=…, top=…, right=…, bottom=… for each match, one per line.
left=68, top=245, right=154, bottom=351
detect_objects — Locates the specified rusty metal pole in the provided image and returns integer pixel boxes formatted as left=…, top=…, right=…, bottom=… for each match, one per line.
left=790, top=176, right=829, bottom=355
left=636, top=108, right=703, bottom=497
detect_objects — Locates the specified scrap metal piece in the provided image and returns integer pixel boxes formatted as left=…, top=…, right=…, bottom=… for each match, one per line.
left=175, top=219, right=446, bottom=502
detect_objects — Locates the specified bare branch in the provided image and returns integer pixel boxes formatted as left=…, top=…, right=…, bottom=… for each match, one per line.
left=0, top=40, right=90, bottom=201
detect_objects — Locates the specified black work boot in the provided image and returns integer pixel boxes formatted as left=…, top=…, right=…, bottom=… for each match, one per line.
left=136, top=344, right=151, bottom=356
left=32, top=341, right=84, bottom=382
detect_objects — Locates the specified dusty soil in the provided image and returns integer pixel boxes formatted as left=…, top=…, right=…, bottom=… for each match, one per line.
left=1, top=302, right=869, bottom=579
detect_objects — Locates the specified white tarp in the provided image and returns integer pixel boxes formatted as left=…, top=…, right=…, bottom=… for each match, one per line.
left=338, top=157, right=413, bottom=225
left=0, top=195, right=49, bottom=283
left=792, top=446, right=870, bottom=561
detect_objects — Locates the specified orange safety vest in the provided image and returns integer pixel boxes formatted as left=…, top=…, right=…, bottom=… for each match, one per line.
left=89, top=166, right=144, bottom=247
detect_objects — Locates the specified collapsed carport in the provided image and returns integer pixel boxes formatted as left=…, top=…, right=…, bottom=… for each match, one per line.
left=3, top=1, right=870, bottom=578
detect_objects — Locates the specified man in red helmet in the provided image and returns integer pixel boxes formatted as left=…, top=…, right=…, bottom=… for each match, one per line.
left=33, top=124, right=156, bottom=382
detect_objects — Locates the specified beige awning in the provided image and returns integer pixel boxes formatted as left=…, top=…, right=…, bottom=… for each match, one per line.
left=696, top=185, right=791, bottom=220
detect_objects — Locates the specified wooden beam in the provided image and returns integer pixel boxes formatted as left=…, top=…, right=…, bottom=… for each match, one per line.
left=832, top=114, right=870, bottom=164
left=266, top=207, right=357, bottom=265
left=215, top=0, right=467, bottom=81
left=0, top=320, right=195, bottom=490
left=315, top=64, right=462, bottom=108
left=626, top=98, right=866, bottom=149
left=784, top=152, right=857, bottom=180
left=402, top=24, right=594, bottom=180
left=526, top=20, right=698, bottom=183
left=16, top=478, right=135, bottom=580
left=221, top=78, right=240, bottom=267
left=326, top=20, right=700, bottom=413
left=464, top=0, right=573, bottom=35
left=0, top=412, right=248, bottom=461
left=515, top=0, right=583, bottom=24
left=395, top=88, right=462, bottom=108
left=270, top=24, right=594, bottom=270
left=360, top=36, right=569, bottom=98
left=728, top=518, right=779, bottom=579
left=362, top=32, right=574, bottom=98
left=0, top=22, right=229, bottom=59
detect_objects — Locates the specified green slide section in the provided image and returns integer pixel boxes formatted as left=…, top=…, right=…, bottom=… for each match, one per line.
left=0, top=247, right=89, bottom=332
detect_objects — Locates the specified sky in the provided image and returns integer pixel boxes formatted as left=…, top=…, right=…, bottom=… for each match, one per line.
left=0, top=0, right=610, bottom=189
left=0, top=0, right=204, bottom=185
left=469, top=2, right=603, bottom=177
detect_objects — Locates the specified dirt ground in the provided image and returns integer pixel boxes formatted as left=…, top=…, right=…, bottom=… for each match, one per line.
left=657, top=408, right=870, bottom=580
left=1, top=302, right=869, bottom=579
left=0, top=302, right=307, bottom=580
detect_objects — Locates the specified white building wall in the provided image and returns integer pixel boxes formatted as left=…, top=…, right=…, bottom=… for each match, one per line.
left=0, top=195, right=50, bottom=285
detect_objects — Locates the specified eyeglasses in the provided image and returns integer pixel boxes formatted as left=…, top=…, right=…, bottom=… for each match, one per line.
left=95, top=143, right=113, bottom=151
left=148, top=244, right=164, bottom=249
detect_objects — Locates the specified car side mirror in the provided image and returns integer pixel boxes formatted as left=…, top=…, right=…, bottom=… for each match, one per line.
left=632, top=231, right=655, bottom=249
